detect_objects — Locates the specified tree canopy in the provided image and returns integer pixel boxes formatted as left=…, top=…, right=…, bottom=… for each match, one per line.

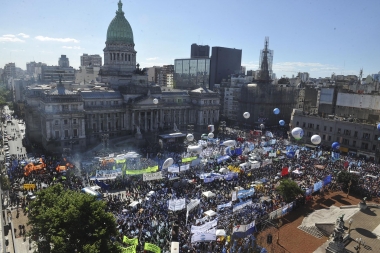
left=276, top=179, right=304, bottom=202
left=28, top=184, right=121, bottom=253
left=337, top=170, right=359, bottom=190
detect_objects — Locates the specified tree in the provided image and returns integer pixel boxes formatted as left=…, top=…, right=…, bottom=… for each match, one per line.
left=0, top=174, right=11, bottom=191
left=337, top=170, right=359, bottom=190
left=276, top=179, right=304, bottom=202
left=28, top=184, right=121, bottom=253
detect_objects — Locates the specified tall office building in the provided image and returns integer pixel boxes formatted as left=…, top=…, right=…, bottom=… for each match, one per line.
left=190, top=44, right=210, bottom=58
left=209, top=47, right=242, bottom=89
left=58, top=55, right=70, bottom=68
left=174, top=58, right=210, bottom=90
left=80, top=54, right=102, bottom=67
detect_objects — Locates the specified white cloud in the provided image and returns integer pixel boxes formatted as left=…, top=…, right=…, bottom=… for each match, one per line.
left=35, top=36, right=79, bottom=43
left=242, top=61, right=259, bottom=70
left=0, top=34, right=25, bottom=42
left=62, top=46, right=82, bottom=50
left=146, top=57, right=158, bottom=61
left=17, top=33, right=30, bottom=38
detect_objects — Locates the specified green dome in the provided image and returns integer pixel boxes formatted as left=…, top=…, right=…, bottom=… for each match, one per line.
left=106, top=1, right=134, bottom=44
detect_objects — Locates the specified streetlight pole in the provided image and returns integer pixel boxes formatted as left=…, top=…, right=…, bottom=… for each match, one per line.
left=347, top=179, right=352, bottom=199
left=354, top=238, right=365, bottom=253
left=348, top=219, right=353, bottom=235
left=101, top=134, right=109, bottom=154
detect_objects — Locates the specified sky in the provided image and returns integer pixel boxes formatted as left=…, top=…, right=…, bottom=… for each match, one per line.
left=1, top=0, right=379, bottom=78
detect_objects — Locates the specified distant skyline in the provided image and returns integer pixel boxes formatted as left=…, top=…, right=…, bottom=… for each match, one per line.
left=1, top=0, right=379, bottom=78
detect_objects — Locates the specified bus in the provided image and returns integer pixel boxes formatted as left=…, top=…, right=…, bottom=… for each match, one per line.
left=81, top=187, right=103, bottom=200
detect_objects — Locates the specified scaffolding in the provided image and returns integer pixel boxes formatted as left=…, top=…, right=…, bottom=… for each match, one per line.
left=257, top=37, right=274, bottom=82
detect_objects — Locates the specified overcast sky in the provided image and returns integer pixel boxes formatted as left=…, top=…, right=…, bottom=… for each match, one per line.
left=1, top=0, right=379, bottom=78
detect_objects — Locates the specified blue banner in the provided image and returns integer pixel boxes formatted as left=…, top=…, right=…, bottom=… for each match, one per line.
left=217, top=155, right=230, bottom=164
left=204, top=177, right=214, bottom=183
left=323, top=175, right=332, bottom=185
left=237, top=188, right=255, bottom=199
left=224, top=172, right=238, bottom=181
left=313, top=181, right=323, bottom=192
left=331, top=152, right=340, bottom=162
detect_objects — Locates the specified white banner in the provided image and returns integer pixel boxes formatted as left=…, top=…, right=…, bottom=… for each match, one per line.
left=191, top=232, right=216, bottom=242
left=180, top=164, right=190, bottom=172
left=187, top=199, right=200, bottom=212
left=268, top=152, right=277, bottom=157
left=261, top=159, right=273, bottom=167
left=192, top=228, right=216, bottom=235
left=94, top=169, right=122, bottom=180
left=191, top=219, right=218, bottom=233
left=231, top=191, right=237, bottom=202
left=233, top=200, right=252, bottom=212
left=217, top=201, right=232, bottom=210
left=143, top=171, right=163, bottom=181
left=168, top=198, right=186, bottom=211
left=168, top=165, right=180, bottom=173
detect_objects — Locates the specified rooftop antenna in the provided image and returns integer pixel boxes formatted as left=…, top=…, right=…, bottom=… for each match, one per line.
left=359, top=68, right=363, bottom=85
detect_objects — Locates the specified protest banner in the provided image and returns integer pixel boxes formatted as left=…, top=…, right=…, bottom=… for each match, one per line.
left=143, top=171, right=163, bottom=181
left=144, top=242, right=161, bottom=253
left=123, top=236, right=138, bottom=245
left=168, top=198, right=186, bottom=211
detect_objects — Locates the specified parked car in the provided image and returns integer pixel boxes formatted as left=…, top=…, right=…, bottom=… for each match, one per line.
left=26, top=192, right=36, bottom=201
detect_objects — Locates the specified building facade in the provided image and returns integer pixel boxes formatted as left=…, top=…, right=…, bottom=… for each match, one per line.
left=190, top=44, right=210, bottom=58
left=174, top=58, right=210, bottom=90
left=58, top=55, right=70, bottom=68
left=209, top=47, right=242, bottom=89
left=80, top=54, right=102, bottom=67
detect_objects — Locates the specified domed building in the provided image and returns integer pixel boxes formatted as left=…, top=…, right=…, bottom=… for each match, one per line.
left=99, top=0, right=142, bottom=87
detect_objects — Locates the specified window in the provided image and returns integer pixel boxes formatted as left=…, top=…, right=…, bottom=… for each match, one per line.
left=108, top=113, right=110, bottom=118
left=328, top=135, right=331, bottom=141
left=375, top=135, right=378, bottom=140
left=363, top=133, right=370, bottom=140
left=361, top=142, right=369, bottom=149
left=114, top=101, right=119, bottom=105
left=316, top=124, right=319, bottom=130
left=354, top=131, right=358, bottom=137
left=353, top=141, right=356, bottom=147
left=296, top=121, right=299, bottom=126
left=55, top=131, right=59, bottom=139
left=55, top=120, right=59, bottom=125
left=343, top=138, right=349, bottom=145
left=106, top=101, right=111, bottom=105
left=337, top=128, right=341, bottom=134
left=344, top=129, right=351, bottom=136
left=330, top=127, right=332, bottom=132
left=64, top=130, right=69, bottom=138
left=322, top=134, right=326, bottom=140
left=62, top=105, right=69, bottom=111
left=302, top=122, right=306, bottom=127
left=307, top=132, right=312, bottom=137
left=307, top=123, right=314, bottom=129
left=71, top=104, right=78, bottom=110
left=100, top=101, right=104, bottom=105
left=73, top=119, right=77, bottom=124
left=73, top=129, right=78, bottom=137
left=64, top=119, right=68, bottom=125
left=324, top=126, right=326, bottom=131
left=373, top=145, right=377, bottom=151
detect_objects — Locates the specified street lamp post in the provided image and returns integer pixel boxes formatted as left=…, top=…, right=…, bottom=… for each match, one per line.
left=347, top=179, right=352, bottom=199
left=354, top=238, right=365, bottom=253
left=101, top=134, right=109, bottom=154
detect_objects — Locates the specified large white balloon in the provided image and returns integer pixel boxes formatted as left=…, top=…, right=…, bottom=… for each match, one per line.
left=311, top=135, right=321, bottom=145
left=187, top=145, right=202, bottom=154
left=291, top=127, right=304, bottom=140
left=162, top=158, right=174, bottom=169
left=186, top=133, right=194, bottom=142
left=221, top=140, right=236, bottom=147
left=153, top=98, right=159, bottom=104
left=208, top=132, right=214, bottom=139
left=243, top=112, right=250, bottom=119
left=260, top=124, right=265, bottom=129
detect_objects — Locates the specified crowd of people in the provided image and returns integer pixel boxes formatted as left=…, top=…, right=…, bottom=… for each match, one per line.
left=6, top=125, right=380, bottom=253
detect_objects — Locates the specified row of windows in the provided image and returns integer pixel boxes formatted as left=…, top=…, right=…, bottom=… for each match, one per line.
left=54, top=129, right=78, bottom=139
left=55, top=119, right=78, bottom=125
left=86, top=113, right=119, bottom=119
left=298, top=121, right=375, bottom=140
left=86, top=101, right=119, bottom=106
left=51, top=104, right=80, bottom=111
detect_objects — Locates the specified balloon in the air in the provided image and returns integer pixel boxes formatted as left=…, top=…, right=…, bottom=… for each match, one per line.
left=162, top=158, right=174, bottom=169
left=243, top=112, right=250, bottom=119
left=273, top=108, right=280, bottom=115
left=186, top=134, right=194, bottom=142
left=291, top=127, right=304, bottom=140
left=208, top=132, right=214, bottom=139
left=279, top=120, right=285, bottom=126
left=332, top=142, right=340, bottom=150
left=311, top=135, right=321, bottom=145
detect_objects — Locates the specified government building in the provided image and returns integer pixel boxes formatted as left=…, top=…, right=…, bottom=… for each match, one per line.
left=23, top=0, right=219, bottom=153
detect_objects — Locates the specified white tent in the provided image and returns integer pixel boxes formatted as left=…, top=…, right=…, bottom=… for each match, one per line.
left=216, top=229, right=226, bottom=236
left=202, top=191, right=216, bottom=198
left=204, top=210, right=217, bottom=217
left=129, top=201, right=139, bottom=207
left=147, top=191, right=155, bottom=196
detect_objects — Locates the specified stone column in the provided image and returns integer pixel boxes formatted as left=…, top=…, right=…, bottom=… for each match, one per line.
left=144, top=111, right=148, bottom=132
left=131, top=111, right=135, bottom=129
left=150, top=111, right=153, bottom=131
left=81, top=119, right=85, bottom=137
left=46, top=121, right=50, bottom=139
left=156, top=110, right=159, bottom=129
left=138, top=111, right=141, bottom=130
